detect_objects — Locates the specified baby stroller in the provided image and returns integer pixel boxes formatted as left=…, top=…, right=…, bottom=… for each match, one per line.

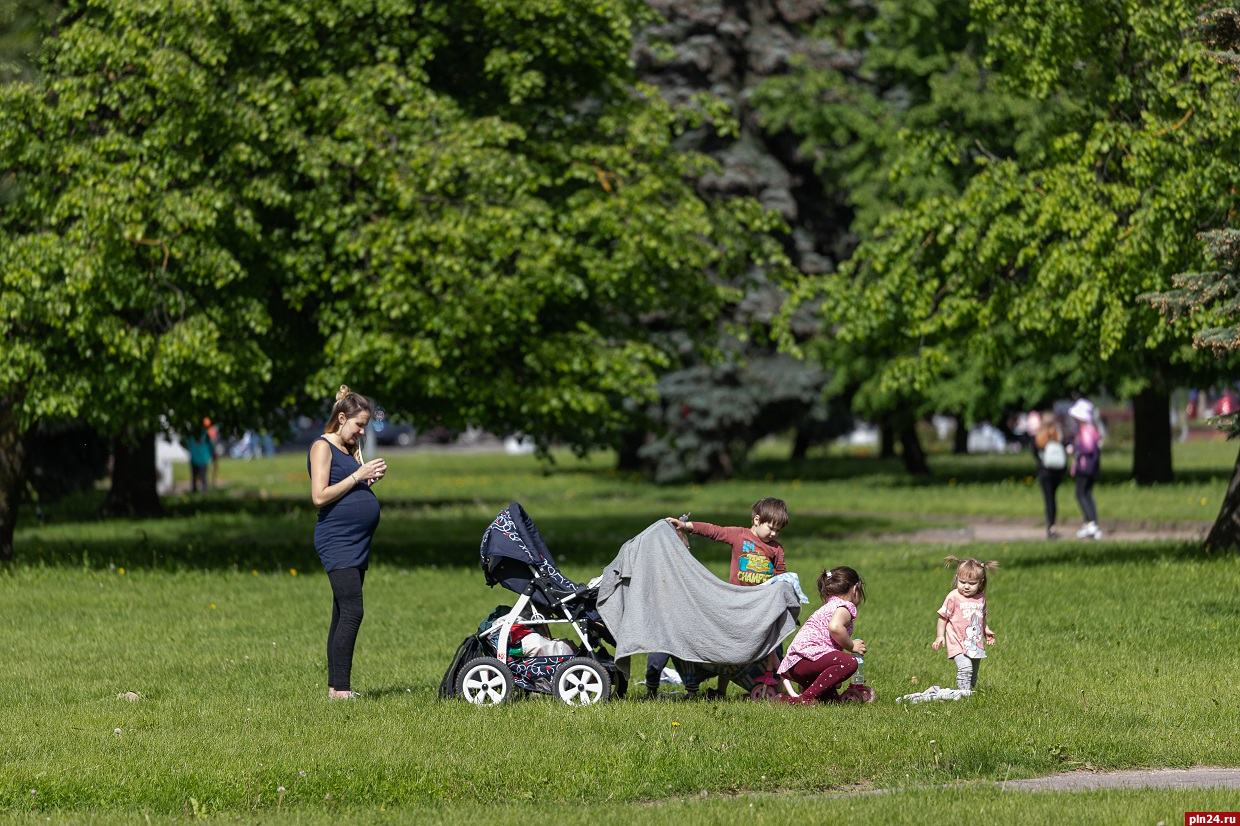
left=442, top=503, right=623, bottom=707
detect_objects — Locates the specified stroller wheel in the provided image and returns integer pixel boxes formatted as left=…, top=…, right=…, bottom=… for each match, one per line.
left=553, top=657, right=612, bottom=706
left=457, top=657, right=515, bottom=706
left=750, top=683, right=781, bottom=702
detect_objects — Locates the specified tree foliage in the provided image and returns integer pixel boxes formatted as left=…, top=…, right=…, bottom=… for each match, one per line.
left=0, top=0, right=789, bottom=556
left=1143, top=5, right=1240, bottom=550
left=769, top=0, right=1240, bottom=479
left=754, top=0, right=1069, bottom=236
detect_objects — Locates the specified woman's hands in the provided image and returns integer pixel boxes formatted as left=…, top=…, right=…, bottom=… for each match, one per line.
left=312, top=441, right=383, bottom=507
left=354, top=458, right=386, bottom=486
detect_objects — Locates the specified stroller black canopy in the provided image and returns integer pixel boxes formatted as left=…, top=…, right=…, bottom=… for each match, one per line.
left=480, top=502, right=582, bottom=612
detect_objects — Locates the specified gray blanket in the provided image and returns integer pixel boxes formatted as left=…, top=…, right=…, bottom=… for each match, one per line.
left=595, top=520, right=800, bottom=665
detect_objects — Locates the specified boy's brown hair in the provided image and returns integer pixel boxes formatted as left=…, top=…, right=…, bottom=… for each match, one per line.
left=751, top=497, right=789, bottom=530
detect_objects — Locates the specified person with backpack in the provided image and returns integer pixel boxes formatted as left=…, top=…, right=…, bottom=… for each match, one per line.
left=1067, top=398, right=1104, bottom=540
left=1031, top=410, right=1067, bottom=539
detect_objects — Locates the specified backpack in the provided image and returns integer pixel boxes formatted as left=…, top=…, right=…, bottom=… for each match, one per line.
left=1040, top=440, right=1067, bottom=470
left=439, top=633, right=490, bottom=699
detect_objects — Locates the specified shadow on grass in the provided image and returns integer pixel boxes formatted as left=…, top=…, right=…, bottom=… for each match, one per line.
left=1000, top=540, right=1209, bottom=570
left=13, top=502, right=708, bottom=574
left=15, top=446, right=1228, bottom=573
left=28, top=490, right=519, bottom=527
left=15, top=488, right=923, bottom=574
left=740, top=453, right=1232, bottom=487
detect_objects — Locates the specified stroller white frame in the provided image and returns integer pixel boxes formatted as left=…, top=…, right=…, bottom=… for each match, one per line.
left=456, top=579, right=617, bottom=707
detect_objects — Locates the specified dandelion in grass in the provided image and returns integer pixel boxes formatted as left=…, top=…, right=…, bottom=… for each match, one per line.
left=252, top=570, right=259, bottom=576
left=289, top=568, right=298, bottom=576
left=118, top=567, right=125, bottom=575
left=277, top=786, right=287, bottom=813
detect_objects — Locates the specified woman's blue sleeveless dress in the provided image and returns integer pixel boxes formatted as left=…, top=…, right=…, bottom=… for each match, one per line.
left=308, top=436, right=380, bottom=571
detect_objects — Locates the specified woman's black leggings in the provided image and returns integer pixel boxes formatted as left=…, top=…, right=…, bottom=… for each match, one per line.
left=1038, top=470, right=1063, bottom=527
left=327, top=567, right=366, bottom=692
left=1074, top=473, right=1098, bottom=523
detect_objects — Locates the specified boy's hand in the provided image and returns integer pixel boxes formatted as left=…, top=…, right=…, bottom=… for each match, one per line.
left=985, top=629, right=996, bottom=644
left=665, top=517, right=691, bottom=548
left=932, top=635, right=945, bottom=650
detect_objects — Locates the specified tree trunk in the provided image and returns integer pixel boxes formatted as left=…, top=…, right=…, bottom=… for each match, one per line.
left=100, top=429, right=163, bottom=518
left=614, top=428, right=649, bottom=473
left=1131, top=386, right=1174, bottom=485
left=899, top=425, right=931, bottom=475
left=790, top=426, right=813, bottom=461
left=953, top=416, right=969, bottom=455
left=1206, top=445, right=1240, bottom=553
left=0, top=394, right=28, bottom=561
left=879, top=424, right=896, bottom=459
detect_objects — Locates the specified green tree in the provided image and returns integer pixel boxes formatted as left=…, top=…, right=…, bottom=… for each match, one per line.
left=0, top=0, right=786, bottom=559
left=774, top=0, right=1240, bottom=480
left=1145, top=6, right=1240, bottom=549
left=755, top=0, right=1077, bottom=470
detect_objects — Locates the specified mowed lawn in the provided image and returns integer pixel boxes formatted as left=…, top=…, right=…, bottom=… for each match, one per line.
left=1, top=439, right=1238, bottom=824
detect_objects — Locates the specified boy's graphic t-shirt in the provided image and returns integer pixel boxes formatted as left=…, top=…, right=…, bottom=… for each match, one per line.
left=689, top=522, right=786, bottom=585
left=738, top=540, right=778, bottom=583
left=937, top=591, right=987, bottom=659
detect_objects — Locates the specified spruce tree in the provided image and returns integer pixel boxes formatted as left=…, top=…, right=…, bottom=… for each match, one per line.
left=1146, top=6, right=1240, bottom=549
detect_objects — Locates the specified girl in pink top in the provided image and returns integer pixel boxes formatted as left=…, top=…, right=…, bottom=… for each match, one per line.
left=933, top=556, right=998, bottom=694
left=775, top=567, right=866, bottom=705
left=1067, top=397, right=1104, bottom=539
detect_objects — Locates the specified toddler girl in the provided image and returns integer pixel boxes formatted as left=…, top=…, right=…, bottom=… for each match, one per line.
left=775, top=566, right=867, bottom=705
left=933, top=556, right=998, bottom=694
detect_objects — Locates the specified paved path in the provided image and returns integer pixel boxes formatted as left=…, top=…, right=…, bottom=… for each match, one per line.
left=827, top=767, right=1240, bottom=797
left=996, top=767, right=1240, bottom=792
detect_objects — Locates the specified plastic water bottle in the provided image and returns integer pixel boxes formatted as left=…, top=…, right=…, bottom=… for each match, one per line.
left=852, top=655, right=866, bottom=685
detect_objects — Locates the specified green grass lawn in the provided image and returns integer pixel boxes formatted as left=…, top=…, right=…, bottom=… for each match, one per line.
left=2, top=439, right=1238, bottom=823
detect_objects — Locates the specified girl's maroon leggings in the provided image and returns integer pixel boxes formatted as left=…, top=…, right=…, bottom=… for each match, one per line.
left=786, top=650, right=858, bottom=701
